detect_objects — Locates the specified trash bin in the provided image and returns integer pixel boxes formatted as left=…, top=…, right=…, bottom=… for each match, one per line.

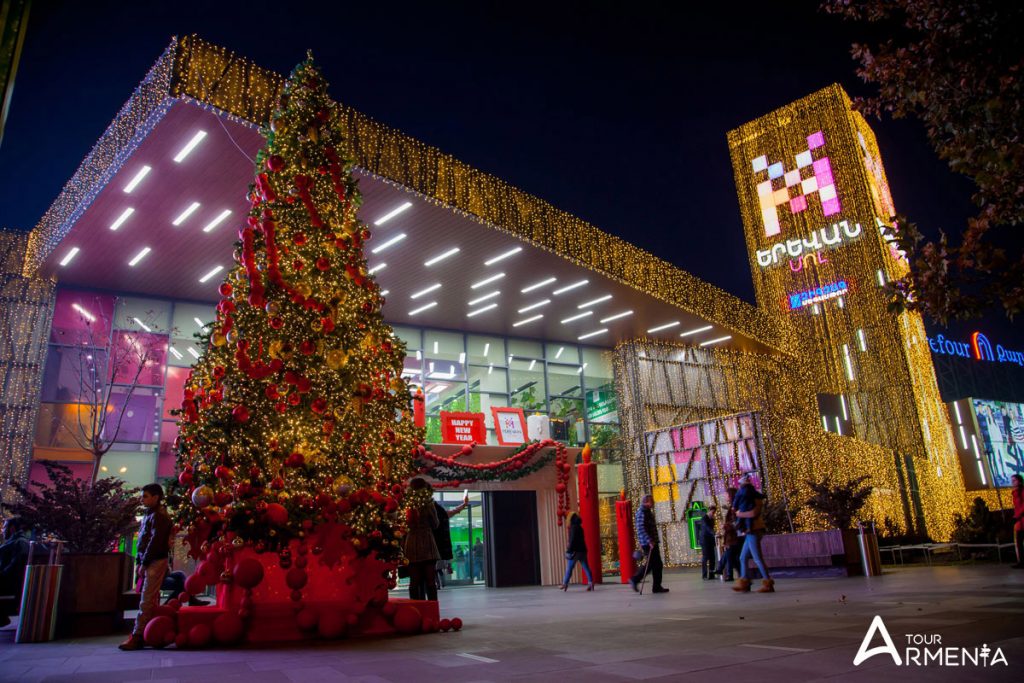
left=857, top=522, right=882, bottom=577
left=16, top=540, right=64, bottom=643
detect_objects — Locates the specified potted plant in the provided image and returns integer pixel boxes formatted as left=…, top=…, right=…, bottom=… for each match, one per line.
left=5, top=461, right=140, bottom=637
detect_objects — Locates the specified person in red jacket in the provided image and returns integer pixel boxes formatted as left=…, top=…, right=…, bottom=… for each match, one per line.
left=1011, top=474, right=1024, bottom=569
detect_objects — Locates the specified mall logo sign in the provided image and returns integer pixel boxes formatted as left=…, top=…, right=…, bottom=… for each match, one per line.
left=854, top=616, right=1008, bottom=668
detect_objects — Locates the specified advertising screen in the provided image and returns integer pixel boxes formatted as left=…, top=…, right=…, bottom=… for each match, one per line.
left=971, top=399, right=1024, bottom=488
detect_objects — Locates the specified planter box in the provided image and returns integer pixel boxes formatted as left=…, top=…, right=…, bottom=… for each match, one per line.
left=758, top=529, right=864, bottom=577
left=56, top=552, right=135, bottom=638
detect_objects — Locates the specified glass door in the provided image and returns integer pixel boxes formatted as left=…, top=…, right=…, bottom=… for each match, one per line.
left=440, top=491, right=486, bottom=586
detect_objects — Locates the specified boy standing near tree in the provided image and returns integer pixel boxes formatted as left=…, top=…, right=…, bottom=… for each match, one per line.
left=119, top=483, right=171, bottom=651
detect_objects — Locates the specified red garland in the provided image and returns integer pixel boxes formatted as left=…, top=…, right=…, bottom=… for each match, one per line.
left=417, top=440, right=572, bottom=525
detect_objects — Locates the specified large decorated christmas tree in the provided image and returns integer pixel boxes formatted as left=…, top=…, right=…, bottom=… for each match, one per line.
left=163, top=55, right=443, bottom=646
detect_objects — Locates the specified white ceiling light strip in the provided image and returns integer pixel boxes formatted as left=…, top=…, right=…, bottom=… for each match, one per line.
left=173, top=131, right=207, bottom=163
left=553, top=279, right=588, bottom=295
left=172, top=201, right=201, bottom=226
left=561, top=311, right=592, bottom=324
left=470, top=273, right=504, bottom=289
left=368, top=263, right=387, bottom=274
left=203, top=209, right=232, bottom=233
left=123, top=166, right=151, bottom=193
left=371, top=233, right=407, bottom=253
left=512, top=314, right=543, bottom=327
left=187, top=346, right=201, bottom=359
left=374, top=201, right=412, bottom=225
left=521, top=277, right=556, bottom=293
left=409, top=301, right=438, bottom=316
left=578, top=328, right=608, bottom=340
left=199, top=265, right=223, bottom=283
left=466, top=303, right=498, bottom=317
left=410, top=283, right=441, bottom=299
left=60, top=247, right=80, bottom=266
left=109, top=208, right=135, bottom=231
left=699, top=335, right=732, bottom=347
left=679, top=324, right=714, bottom=337
left=132, top=317, right=152, bottom=332
left=128, top=247, right=151, bottom=267
left=424, top=247, right=460, bottom=266
left=169, top=347, right=183, bottom=360
left=484, top=246, right=522, bottom=266
left=600, top=310, right=633, bottom=323
left=517, top=299, right=550, bottom=314
left=577, top=294, right=612, bottom=309
left=646, top=321, right=679, bottom=333
left=468, top=290, right=500, bottom=306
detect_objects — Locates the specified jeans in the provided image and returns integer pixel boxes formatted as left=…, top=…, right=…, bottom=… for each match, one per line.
left=133, top=559, right=168, bottom=637
left=562, top=554, right=594, bottom=585
left=717, top=543, right=741, bottom=579
left=739, top=532, right=770, bottom=580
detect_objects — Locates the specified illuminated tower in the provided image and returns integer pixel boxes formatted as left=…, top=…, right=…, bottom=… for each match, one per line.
left=727, top=85, right=964, bottom=538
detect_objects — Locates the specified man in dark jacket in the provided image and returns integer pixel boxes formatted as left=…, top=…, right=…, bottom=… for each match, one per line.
left=120, top=483, right=172, bottom=650
left=629, top=494, right=668, bottom=593
left=699, top=505, right=718, bottom=579
left=432, top=493, right=468, bottom=587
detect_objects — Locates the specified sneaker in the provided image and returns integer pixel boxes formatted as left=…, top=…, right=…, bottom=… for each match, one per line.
left=652, top=587, right=670, bottom=594
left=629, top=578, right=639, bottom=593
left=118, top=636, right=144, bottom=651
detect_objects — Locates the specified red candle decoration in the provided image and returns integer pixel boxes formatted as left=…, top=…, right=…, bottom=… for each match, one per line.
left=615, top=489, right=637, bottom=583
left=576, top=444, right=603, bottom=584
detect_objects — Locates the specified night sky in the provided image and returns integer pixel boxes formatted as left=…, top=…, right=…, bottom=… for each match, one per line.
left=1, top=1, right=1016, bottom=343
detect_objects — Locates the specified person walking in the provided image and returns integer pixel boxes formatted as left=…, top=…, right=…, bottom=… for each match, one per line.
left=731, top=474, right=774, bottom=593
left=715, top=488, right=741, bottom=582
left=1011, top=473, right=1024, bottom=569
left=699, top=505, right=718, bottom=580
left=433, top=493, right=469, bottom=588
left=404, top=478, right=440, bottom=601
left=561, top=512, right=595, bottom=591
left=629, top=494, right=668, bottom=594
left=120, top=483, right=172, bottom=650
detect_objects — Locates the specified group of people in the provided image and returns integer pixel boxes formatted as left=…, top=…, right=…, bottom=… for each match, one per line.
left=626, top=473, right=774, bottom=593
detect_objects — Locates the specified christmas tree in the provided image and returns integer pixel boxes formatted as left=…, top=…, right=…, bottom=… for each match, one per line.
left=167, top=56, right=433, bottom=643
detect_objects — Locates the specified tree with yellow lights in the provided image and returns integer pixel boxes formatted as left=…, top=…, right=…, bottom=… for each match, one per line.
left=174, top=54, right=422, bottom=565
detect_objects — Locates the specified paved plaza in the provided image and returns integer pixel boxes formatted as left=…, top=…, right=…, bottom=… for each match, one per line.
left=0, top=564, right=1021, bottom=682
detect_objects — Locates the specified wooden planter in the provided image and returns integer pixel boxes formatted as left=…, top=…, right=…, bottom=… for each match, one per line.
left=759, top=529, right=864, bottom=577
left=56, top=552, right=135, bottom=638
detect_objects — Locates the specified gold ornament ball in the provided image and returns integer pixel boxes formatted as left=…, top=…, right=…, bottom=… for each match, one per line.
left=212, top=332, right=227, bottom=347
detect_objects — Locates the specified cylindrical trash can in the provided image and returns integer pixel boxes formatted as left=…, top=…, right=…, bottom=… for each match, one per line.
left=857, top=523, right=883, bottom=577
left=16, top=541, right=64, bottom=643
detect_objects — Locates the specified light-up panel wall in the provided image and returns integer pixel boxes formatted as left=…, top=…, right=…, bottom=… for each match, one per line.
left=728, top=84, right=965, bottom=538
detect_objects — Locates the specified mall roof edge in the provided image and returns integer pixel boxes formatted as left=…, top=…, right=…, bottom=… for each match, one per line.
left=24, top=35, right=793, bottom=355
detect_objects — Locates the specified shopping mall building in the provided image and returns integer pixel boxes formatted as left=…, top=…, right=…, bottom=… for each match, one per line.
left=1, top=36, right=1021, bottom=582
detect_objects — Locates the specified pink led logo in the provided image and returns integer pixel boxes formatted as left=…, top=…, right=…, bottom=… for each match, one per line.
left=751, top=131, right=841, bottom=237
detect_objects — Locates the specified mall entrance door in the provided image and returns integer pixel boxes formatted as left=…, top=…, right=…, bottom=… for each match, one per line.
left=484, top=490, right=541, bottom=587
left=437, top=491, right=486, bottom=587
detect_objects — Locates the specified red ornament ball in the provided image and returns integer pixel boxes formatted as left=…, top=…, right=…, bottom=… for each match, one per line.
left=292, top=232, right=307, bottom=245
left=232, top=558, right=265, bottom=589
left=316, top=257, right=330, bottom=271
left=231, top=405, right=250, bottom=423
left=266, top=154, right=286, bottom=172
left=286, top=567, right=308, bottom=590
left=212, top=612, right=245, bottom=644
left=174, top=633, right=188, bottom=649
left=450, top=617, right=463, bottom=631
left=439, top=618, right=451, bottom=632
left=178, top=471, right=193, bottom=487
left=143, top=615, right=175, bottom=647
left=184, top=573, right=206, bottom=596
left=188, top=622, right=212, bottom=648
left=265, top=502, right=289, bottom=526
left=218, top=283, right=233, bottom=297
left=392, top=605, right=422, bottom=634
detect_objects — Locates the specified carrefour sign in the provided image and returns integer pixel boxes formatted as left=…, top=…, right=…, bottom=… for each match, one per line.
left=927, top=332, right=1024, bottom=367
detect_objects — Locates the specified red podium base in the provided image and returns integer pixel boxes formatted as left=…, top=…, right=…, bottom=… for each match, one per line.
left=143, top=533, right=457, bottom=647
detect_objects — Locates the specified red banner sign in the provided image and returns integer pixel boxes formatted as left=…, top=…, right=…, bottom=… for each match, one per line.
left=440, top=411, right=487, bottom=444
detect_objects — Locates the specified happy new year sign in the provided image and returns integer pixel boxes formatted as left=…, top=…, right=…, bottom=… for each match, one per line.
left=440, top=411, right=487, bottom=444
